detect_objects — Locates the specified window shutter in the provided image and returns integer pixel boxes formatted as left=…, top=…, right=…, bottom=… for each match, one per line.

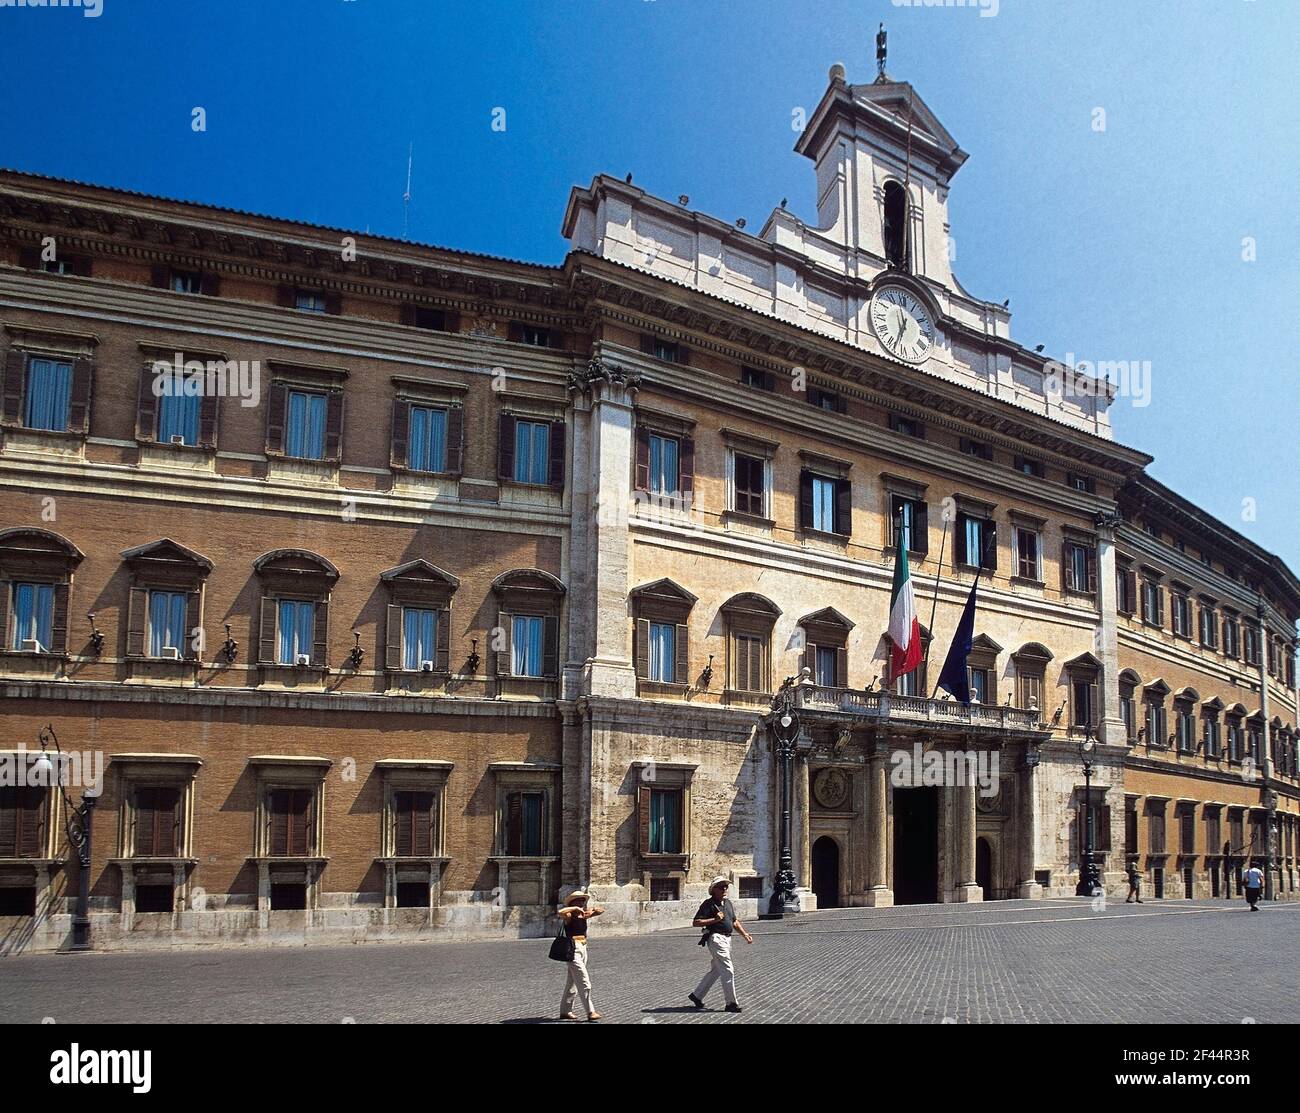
left=0, top=580, right=9, bottom=652
left=548, top=420, right=565, bottom=489
left=135, top=364, right=157, bottom=436
left=258, top=596, right=277, bottom=663
left=981, top=521, right=998, bottom=571
left=323, top=292, right=342, bottom=316
left=269, top=790, right=289, bottom=855
left=634, top=426, right=650, bottom=492
left=1061, top=542, right=1071, bottom=592
left=390, top=398, right=410, bottom=468
left=20, top=788, right=45, bottom=858
left=385, top=603, right=403, bottom=670
left=803, top=639, right=817, bottom=677
left=445, top=405, right=464, bottom=474
left=507, top=321, right=525, bottom=343
left=395, top=793, right=413, bottom=856
left=835, top=477, right=852, bottom=536
left=199, top=272, right=221, bottom=297
left=435, top=608, right=450, bottom=673
left=675, top=622, right=688, bottom=685
left=18, top=247, right=40, bottom=270
left=399, top=304, right=417, bottom=327
left=1097, top=805, right=1112, bottom=852
left=836, top=647, right=848, bottom=688
left=914, top=501, right=930, bottom=555
left=798, top=470, right=814, bottom=529
left=634, top=618, right=649, bottom=678
left=324, top=391, right=344, bottom=460
left=497, top=413, right=516, bottom=480
left=265, top=382, right=288, bottom=454
left=734, top=634, right=748, bottom=692
left=293, top=790, right=313, bottom=856
left=543, top=614, right=559, bottom=676
left=126, top=586, right=147, bottom=657
left=68, top=358, right=93, bottom=434
left=679, top=437, right=695, bottom=498
left=1087, top=549, right=1098, bottom=593
left=198, top=391, right=219, bottom=448
left=640, top=335, right=655, bottom=356
left=69, top=256, right=93, bottom=278
left=505, top=793, right=522, bottom=855
left=0, top=792, right=17, bottom=856
left=150, top=264, right=170, bottom=289
left=637, top=784, right=651, bottom=855
left=2, top=350, right=25, bottom=424
left=184, top=590, right=201, bottom=660
left=752, top=636, right=766, bottom=692
left=275, top=284, right=295, bottom=308
left=49, top=582, right=69, bottom=655
left=955, top=516, right=969, bottom=566
left=496, top=611, right=512, bottom=677
left=312, top=599, right=329, bottom=667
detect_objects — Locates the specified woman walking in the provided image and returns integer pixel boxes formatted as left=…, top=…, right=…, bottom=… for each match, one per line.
left=557, top=888, right=603, bottom=1021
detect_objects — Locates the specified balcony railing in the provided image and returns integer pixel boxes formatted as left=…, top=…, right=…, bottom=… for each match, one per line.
left=791, top=683, right=1046, bottom=732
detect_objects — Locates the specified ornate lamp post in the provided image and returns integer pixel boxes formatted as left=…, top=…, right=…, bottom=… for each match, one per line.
left=764, top=683, right=801, bottom=919
left=30, top=725, right=97, bottom=951
left=1075, top=728, right=1101, bottom=896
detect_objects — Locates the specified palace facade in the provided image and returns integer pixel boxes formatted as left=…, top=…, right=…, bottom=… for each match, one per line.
left=1, top=62, right=1296, bottom=952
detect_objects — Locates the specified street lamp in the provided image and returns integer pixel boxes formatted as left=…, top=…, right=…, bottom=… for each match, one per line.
left=1075, top=727, right=1101, bottom=897
left=31, top=725, right=97, bottom=951
left=763, top=684, right=801, bottom=919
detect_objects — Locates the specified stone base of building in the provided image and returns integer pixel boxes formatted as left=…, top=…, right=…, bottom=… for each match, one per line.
left=864, top=886, right=894, bottom=907
left=950, top=883, right=983, bottom=903
left=1017, top=881, right=1043, bottom=900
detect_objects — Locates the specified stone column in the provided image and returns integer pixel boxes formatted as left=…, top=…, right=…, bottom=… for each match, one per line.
left=865, top=746, right=893, bottom=906
left=793, top=751, right=814, bottom=910
left=1095, top=515, right=1127, bottom=747
left=952, top=779, right=982, bottom=902
left=1017, top=745, right=1042, bottom=898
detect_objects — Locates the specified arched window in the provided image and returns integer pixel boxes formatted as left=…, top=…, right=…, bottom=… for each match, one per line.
left=882, top=180, right=909, bottom=270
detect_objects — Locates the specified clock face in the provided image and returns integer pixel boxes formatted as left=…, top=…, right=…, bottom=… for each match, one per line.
left=870, top=285, right=935, bottom=364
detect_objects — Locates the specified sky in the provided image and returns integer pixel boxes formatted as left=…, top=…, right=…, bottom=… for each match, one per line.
left=1, top=0, right=1296, bottom=570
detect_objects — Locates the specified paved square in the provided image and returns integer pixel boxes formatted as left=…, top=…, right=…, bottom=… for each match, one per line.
left=2, top=898, right=1296, bottom=1024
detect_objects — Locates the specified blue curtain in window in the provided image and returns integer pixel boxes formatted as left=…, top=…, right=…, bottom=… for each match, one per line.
left=25, top=360, right=72, bottom=431
left=649, top=790, right=680, bottom=854
left=521, top=793, right=543, bottom=856
left=158, top=390, right=200, bottom=445
left=13, top=583, right=54, bottom=650
left=649, top=436, right=678, bottom=494
left=286, top=391, right=326, bottom=459
left=813, top=476, right=835, bottom=532
left=816, top=645, right=836, bottom=687
left=649, top=622, right=675, bottom=683
left=898, top=501, right=913, bottom=551
left=148, top=591, right=187, bottom=656
left=409, top=406, right=447, bottom=472
left=278, top=600, right=315, bottom=663
left=514, top=421, right=548, bottom=483
left=965, top=519, right=982, bottom=564
left=511, top=615, right=543, bottom=676
left=403, top=607, right=436, bottom=670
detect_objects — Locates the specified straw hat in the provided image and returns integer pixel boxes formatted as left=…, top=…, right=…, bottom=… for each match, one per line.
left=709, top=876, right=730, bottom=891
left=563, top=888, right=591, bottom=906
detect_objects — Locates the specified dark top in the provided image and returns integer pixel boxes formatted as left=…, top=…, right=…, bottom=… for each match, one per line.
left=695, top=898, right=736, bottom=936
left=563, top=911, right=590, bottom=939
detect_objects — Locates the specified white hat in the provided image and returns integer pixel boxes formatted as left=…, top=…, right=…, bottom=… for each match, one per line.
left=709, top=876, right=730, bottom=890
left=563, top=888, right=591, bottom=906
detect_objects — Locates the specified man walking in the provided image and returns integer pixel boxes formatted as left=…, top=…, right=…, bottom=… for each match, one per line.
left=1243, top=862, right=1264, bottom=911
left=688, top=877, right=753, bottom=1014
left=1125, top=863, right=1143, bottom=903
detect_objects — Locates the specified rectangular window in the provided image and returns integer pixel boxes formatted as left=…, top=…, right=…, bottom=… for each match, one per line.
left=517, top=325, right=551, bottom=347
left=647, top=621, right=676, bottom=683
left=1199, top=605, right=1217, bottom=648
left=1149, top=808, right=1166, bottom=855
left=1014, top=457, right=1043, bottom=478
left=285, top=390, right=327, bottom=460
left=889, top=415, right=923, bottom=439
left=815, top=645, right=838, bottom=688
left=1117, top=566, right=1136, bottom=614
left=958, top=514, right=996, bottom=570
left=890, top=495, right=927, bottom=554
left=269, top=788, right=313, bottom=856
left=1016, top=528, right=1041, bottom=580
left=733, top=453, right=766, bottom=517
left=23, top=358, right=72, bottom=432
left=1072, top=678, right=1094, bottom=728
left=811, top=475, right=836, bottom=533
left=969, top=667, right=990, bottom=704
left=277, top=599, right=316, bottom=665
left=648, top=433, right=679, bottom=496
left=402, top=607, right=438, bottom=671
left=295, top=290, right=327, bottom=313
left=1171, top=594, right=1191, bottom=637
left=147, top=590, right=188, bottom=657
left=134, top=786, right=181, bottom=856
left=648, top=788, right=683, bottom=854
left=1121, top=693, right=1136, bottom=740
left=511, top=614, right=544, bottom=677
left=1142, top=581, right=1163, bottom=626
left=1204, top=716, right=1221, bottom=758
left=1065, top=542, right=1094, bottom=593
left=1018, top=671, right=1043, bottom=711
left=408, top=405, right=448, bottom=473
left=740, top=366, right=773, bottom=391
left=393, top=790, right=436, bottom=856
left=0, top=786, right=46, bottom=857
left=959, top=437, right=993, bottom=461
left=733, top=633, right=767, bottom=692
left=505, top=790, right=544, bottom=856
left=412, top=307, right=448, bottom=331
left=157, top=388, right=200, bottom=446
left=1067, top=474, right=1096, bottom=494
left=171, top=271, right=202, bottom=294
left=651, top=339, right=681, bottom=364
left=1176, top=706, right=1195, bottom=752
left=11, top=582, right=54, bottom=651
left=513, top=420, right=551, bottom=484
left=809, top=387, right=845, bottom=413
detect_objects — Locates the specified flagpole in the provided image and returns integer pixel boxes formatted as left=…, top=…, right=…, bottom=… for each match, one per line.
left=923, top=516, right=950, bottom=698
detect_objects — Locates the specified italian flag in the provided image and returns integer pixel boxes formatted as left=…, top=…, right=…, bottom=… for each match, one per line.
left=888, top=541, right=923, bottom=682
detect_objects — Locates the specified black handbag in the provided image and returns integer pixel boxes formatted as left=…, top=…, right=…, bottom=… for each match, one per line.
left=548, top=923, right=575, bottom=962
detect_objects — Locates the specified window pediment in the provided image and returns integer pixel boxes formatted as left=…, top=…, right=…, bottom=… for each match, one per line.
left=381, top=559, right=459, bottom=603
left=631, top=578, right=697, bottom=620
left=1064, top=651, right=1102, bottom=674
left=253, top=549, right=339, bottom=585
left=798, top=606, right=854, bottom=633
left=720, top=592, right=781, bottom=622
left=120, top=538, right=213, bottom=585
left=0, top=528, right=83, bottom=572
left=491, top=567, right=566, bottom=602
left=1012, top=641, right=1053, bottom=666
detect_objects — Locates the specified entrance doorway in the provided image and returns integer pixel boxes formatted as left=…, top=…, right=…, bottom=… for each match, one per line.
left=893, top=787, right=939, bottom=904
left=811, top=836, right=840, bottom=909
left=975, top=836, right=993, bottom=899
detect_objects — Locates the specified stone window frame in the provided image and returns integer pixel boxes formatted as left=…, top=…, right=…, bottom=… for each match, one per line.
left=882, top=474, right=930, bottom=558
left=488, top=762, right=561, bottom=907
left=263, top=361, right=348, bottom=465
left=720, top=592, right=781, bottom=700
left=107, top=754, right=202, bottom=922
left=630, top=578, right=697, bottom=693
left=1063, top=651, right=1101, bottom=733
left=1201, top=697, right=1224, bottom=759
left=253, top=549, right=339, bottom=677
left=967, top=633, right=1003, bottom=706
left=1221, top=609, right=1241, bottom=659
left=797, top=450, right=853, bottom=541
left=374, top=758, right=453, bottom=911
left=1061, top=528, right=1098, bottom=598
left=0, top=528, right=84, bottom=661
left=389, top=376, right=467, bottom=477
left=953, top=494, right=997, bottom=573
left=1225, top=703, right=1248, bottom=763
left=1118, top=668, right=1142, bottom=743
left=490, top=567, right=565, bottom=697
left=134, top=342, right=225, bottom=453
left=1168, top=582, right=1193, bottom=640
left=379, top=559, right=459, bottom=677
left=121, top=539, right=213, bottom=666
left=247, top=755, right=332, bottom=915
left=0, top=749, right=57, bottom=861
left=1116, top=558, right=1137, bottom=616
left=496, top=394, right=567, bottom=491
left=1173, top=688, right=1199, bottom=753
left=633, top=760, right=697, bottom=885
left=0, top=325, right=97, bottom=443
left=1140, top=567, right=1165, bottom=629
left=799, top=606, right=854, bottom=689
left=1011, top=512, right=1046, bottom=586
left=1142, top=679, right=1171, bottom=748
left=633, top=408, right=696, bottom=505
left=721, top=428, right=777, bottom=526
left=0, top=750, right=61, bottom=923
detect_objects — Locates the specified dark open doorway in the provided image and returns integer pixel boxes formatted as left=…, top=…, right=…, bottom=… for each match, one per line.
left=976, top=836, right=993, bottom=899
left=811, top=836, right=840, bottom=909
left=894, top=786, right=939, bottom=904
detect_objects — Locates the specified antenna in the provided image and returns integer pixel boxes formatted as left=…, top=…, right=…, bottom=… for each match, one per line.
left=402, top=143, right=413, bottom=240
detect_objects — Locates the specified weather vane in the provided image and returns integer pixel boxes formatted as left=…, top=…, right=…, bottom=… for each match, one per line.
left=876, top=22, right=888, bottom=82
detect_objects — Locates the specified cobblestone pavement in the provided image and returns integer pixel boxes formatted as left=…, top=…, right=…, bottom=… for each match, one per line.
left=2, top=898, right=1297, bottom=1024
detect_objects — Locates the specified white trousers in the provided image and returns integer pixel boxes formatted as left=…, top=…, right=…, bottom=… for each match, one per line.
left=694, top=933, right=738, bottom=1005
left=560, top=940, right=595, bottom=1016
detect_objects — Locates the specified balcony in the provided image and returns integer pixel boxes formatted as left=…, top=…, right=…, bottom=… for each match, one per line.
left=790, top=683, right=1049, bottom=737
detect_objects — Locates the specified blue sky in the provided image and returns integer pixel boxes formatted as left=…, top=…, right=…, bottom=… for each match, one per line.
left=2, top=0, right=1296, bottom=570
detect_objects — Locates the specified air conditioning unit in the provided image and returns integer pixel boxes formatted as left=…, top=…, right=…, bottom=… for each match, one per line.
left=296, top=653, right=311, bottom=667
left=169, top=434, right=186, bottom=445
left=420, top=660, right=434, bottom=673
left=21, top=638, right=43, bottom=653
left=160, top=645, right=181, bottom=660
